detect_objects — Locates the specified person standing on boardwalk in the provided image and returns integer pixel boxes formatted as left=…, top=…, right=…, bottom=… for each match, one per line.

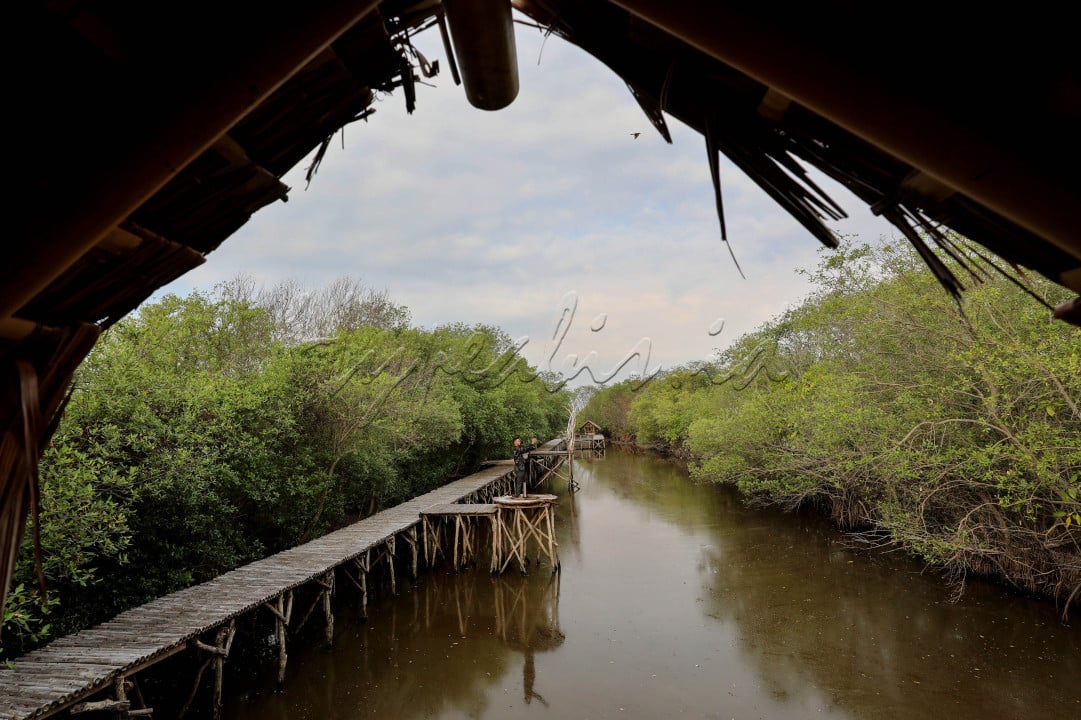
left=513, top=437, right=538, bottom=496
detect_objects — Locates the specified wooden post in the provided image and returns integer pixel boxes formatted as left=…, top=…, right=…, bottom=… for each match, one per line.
left=268, top=591, right=293, bottom=687
left=357, top=552, right=369, bottom=620
left=452, top=516, right=461, bottom=571
left=212, top=625, right=227, bottom=719
left=276, top=593, right=287, bottom=686
left=323, top=569, right=335, bottom=647
left=386, top=536, right=397, bottom=596
left=422, top=516, right=431, bottom=566
left=342, top=557, right=366, bottom=620
left=464, top=517, right=474, bottom=567
left=569, top=436, right=574, bottom=485
left=547, top=506, right=560, bottom=573
left=405, top=526, right=418, bottom=579
left=490, top=514, right=499, bottom=573
left=179, top=622, right=237, bottom=719
left=114, top=676, right=127, bottom=720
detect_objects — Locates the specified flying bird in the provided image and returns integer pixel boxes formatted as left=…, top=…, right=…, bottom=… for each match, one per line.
left=631, top=132, right=641, bottom=139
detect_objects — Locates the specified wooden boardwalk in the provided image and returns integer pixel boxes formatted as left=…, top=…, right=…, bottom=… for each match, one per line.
left=0, top=462, right=524, bottom=720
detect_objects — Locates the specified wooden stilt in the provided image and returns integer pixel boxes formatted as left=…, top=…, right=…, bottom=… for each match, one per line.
left=356, top=552, right=370, bottom=620
left=464, top=517, right=476, bottom=566
left=113, top=676, right=128, bottom=720
left=452, top=516, right=461, bottom=571
left=493, top=495, right=559, bottom=575
left=323, top=569, right=335, bottom=647
left=265, top=592, right=293, bottom=686
left=276, top=594, right=287, bottom=686
left=547, top=508, right=560, bottom=572
left=180, top=618, right=235, bottom=713
left=211, top=626, right=226, bottom=719
left=281, top=593, right=290, bottom=685
left=422, top=516, right=430, bottom=566
left=406, top=526, right=418, bottom=578
left=386, top=536, right=397, bottom=595
left=178, top=620, right=235, bottom=719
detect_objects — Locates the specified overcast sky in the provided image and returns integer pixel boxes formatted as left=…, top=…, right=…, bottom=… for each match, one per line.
left=158, top=18, right=901, bottom=387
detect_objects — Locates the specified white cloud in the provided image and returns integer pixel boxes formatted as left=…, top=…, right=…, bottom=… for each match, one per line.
left=161, top=19, right=901, bottom=387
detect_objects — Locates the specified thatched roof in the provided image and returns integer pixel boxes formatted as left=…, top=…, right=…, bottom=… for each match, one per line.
left=2, top=0, right=1079, bottom=616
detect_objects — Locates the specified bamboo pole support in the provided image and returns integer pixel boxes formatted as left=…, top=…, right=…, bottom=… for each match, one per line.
left=212, top=625, right=226, bottom=719
left=323, top=569, right=335, bottom=647
left=452, top=516, right=461, bottom=571
left=489, top=514, right=499, bottom=573
left=361, top=559, right=368, bottom=619
left=493, top=496, right=559, bottom=575
left=341, top=561, right=368, bottom=621
left=276, top=594, right=287, bottom=686
left=268, top=592, right=293, bottom=686
left=464, top=517, right=475, bottom=566
left=355, top=552, right=370, bottom=620
left=569, top=436, right=574, bottom=484
left=113, top=676, right=129, bottom=720
left=405, top=526, right=418, bottom=578
left=548, top=508, right=560, bottom=572
left=386, top=536, right=397, bottom=595
left=422, top=516, right=432, bottom=566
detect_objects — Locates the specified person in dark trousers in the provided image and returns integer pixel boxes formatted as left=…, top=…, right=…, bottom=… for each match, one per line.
left=513, top=437, right=537, bottom=496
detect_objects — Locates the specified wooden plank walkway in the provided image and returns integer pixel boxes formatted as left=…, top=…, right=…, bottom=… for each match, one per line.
left=0, top=463, right=516, bottom=720
left=420, top=504, right=498, bottom=516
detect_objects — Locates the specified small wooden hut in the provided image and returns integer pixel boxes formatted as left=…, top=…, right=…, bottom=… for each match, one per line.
left=577, top=420, right=601, bottom=436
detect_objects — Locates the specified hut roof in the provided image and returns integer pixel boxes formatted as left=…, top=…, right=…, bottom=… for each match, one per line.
left=2, top=0, right=1079, bottom=612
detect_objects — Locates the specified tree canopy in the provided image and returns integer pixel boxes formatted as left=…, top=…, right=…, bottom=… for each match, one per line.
left=3, top=278, right=570, bottom=656
left=584, top=240, right=1080, bottom=610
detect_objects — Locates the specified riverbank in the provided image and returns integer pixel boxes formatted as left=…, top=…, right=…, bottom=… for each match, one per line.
left=217, top=449, right=1080, bottom=720
left=608, top=436, right=1079, bottom=618
left=582, top=242, right=1080, bottom=617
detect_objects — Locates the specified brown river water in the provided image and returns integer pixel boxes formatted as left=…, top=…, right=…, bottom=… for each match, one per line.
left=213, top=449, right=1079, bottom=720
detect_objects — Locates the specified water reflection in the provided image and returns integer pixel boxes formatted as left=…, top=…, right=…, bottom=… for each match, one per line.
left=221, top=449, right=1079, bottom=720
left=492, top=573, right=564, bottom=706
left=224, top=562, right=566, bottom=720
left=586, top=451, right=1081, bottom=719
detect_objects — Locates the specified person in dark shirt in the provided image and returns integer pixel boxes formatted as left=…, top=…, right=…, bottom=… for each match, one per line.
left=513, top=437, right=538, bottom=496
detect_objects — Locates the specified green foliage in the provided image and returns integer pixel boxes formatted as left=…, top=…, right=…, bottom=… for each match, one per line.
left=2, top=278, right=569, bottom=656
left=1, top=444, right=135, bottom=656
left=586, top=238, right=1081, bottom=604
left=3, top=585, right=58, bottom=656
left=580, top=379, right=640, bottom=440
